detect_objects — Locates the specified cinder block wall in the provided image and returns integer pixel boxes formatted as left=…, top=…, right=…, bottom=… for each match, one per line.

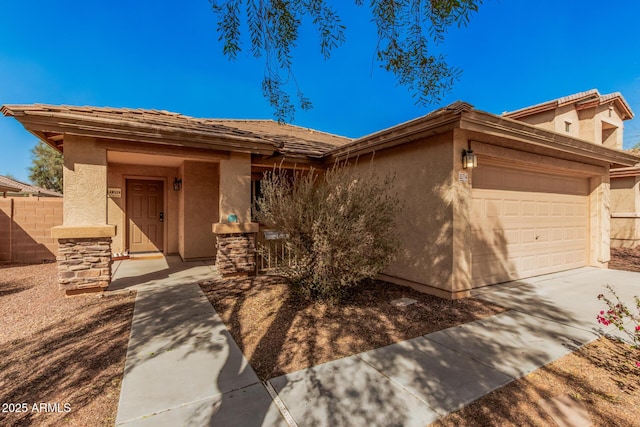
left=0, top=200, right=11, bottom=260
left=0, top=198, right=63, bottom=263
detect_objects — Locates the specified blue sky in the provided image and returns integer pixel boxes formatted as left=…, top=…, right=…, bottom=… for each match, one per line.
left=1, top=0, right=639, bottom=183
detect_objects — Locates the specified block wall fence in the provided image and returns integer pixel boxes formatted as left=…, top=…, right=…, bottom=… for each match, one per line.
left=0, top=198, right=63, bottom=263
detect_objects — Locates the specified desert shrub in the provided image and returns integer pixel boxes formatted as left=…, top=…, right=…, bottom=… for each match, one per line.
left=597, top=284, right=640, bottom=368
left=256, top=163, right=401, bottom=302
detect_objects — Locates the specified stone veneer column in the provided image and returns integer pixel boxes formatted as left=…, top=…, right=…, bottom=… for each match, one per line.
left=216, top=234, right=256, bottom=276
left=212, top=222, right=259, bottom=277
left=51, top=225, right=116, bottom=295
left=57, top=238, right=112, bottom=294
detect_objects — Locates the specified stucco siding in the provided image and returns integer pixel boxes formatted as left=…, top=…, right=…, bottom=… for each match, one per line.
left=611, top=176, right=638, bottom=212
left=350, top=132, right=457, bottom=296
left=107, top=163, right=180, bottom=254
left=181, top=161, right=219, bottom=259
left=611, top=175, right=640, bottom=247
left=63, top=135, right=107, bottom=226
left=219, top=153, right=252, bottom=223
left=513, top=110, right=556, bottom=132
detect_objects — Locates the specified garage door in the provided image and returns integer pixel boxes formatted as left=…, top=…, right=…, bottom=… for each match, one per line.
left=471, top=164, right=589, bottom=286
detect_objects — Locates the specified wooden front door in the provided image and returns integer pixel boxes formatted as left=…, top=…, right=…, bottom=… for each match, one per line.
left=127, top=179, right=164, bottom=253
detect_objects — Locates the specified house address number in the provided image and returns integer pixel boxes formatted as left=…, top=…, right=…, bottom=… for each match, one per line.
left=107, top=188, right=122, bottom=198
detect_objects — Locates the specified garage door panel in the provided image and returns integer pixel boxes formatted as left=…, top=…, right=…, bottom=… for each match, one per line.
left=472, top=165, right=588, bottom=287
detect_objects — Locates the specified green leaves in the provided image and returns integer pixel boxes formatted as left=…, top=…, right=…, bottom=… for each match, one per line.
left=28, top=141, right=63, bottom=193
left=210, top=0, right=347, bottom=122
left=373, top=0, right=479, bottom=105
left=210, top=0, right=481, bottom=121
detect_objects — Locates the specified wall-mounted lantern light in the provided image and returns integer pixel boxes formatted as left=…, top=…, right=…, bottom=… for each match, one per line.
left=173, top=177, right=182, bottom=191
left=462, top=149, right=477, bottom=169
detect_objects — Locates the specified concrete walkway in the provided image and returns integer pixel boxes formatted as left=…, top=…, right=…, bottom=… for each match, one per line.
left=114, top=264, right=640, bottom=426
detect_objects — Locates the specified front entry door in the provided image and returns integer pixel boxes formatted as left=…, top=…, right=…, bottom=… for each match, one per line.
left=127, top=179, right=164, bottom=253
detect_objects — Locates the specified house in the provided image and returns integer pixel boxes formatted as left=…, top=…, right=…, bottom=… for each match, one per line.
left=0, top=181, right=19, bottom=197
left=499, top=89, right=640, bottom=249
left=610, top=161, right=640, bottom=248
left=0, top=175, right=62, bottom=197
left=2, top=94, right=638, bottom=298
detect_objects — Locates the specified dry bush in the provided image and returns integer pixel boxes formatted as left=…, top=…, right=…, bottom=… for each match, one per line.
left=256, top=163, right=401, bottom=302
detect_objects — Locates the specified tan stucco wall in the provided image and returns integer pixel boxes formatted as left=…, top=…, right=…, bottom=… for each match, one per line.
left=349, top=132, right=461, bottom=298
left=611, top=176, right=639, bottom=213
left=610, top=175, right=640, bottom=247
left=552, top=105, right=580, bottom=137
left=63, top=135, right=108, bottom=226
left=516, top=104, right=625, bottom=148
left=514, top=106, right=579, bottom=138
left=219, top=153, right=251, bottom=223
left=107, top=163, right=180, bottom=254
left=579, top=105, right=625, bottom=149
left=589, top=173, right=611, bottom=265
left=178, top=162, right=185, bottom=257
left=514, top=110, right=556, bottom=131
left=181, top=160, right=219, bottom=259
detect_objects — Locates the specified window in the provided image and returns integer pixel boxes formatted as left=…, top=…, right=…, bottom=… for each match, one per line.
left=601, top=121, right=618, bottom=148
left=564, top=121, right=572, bottom=132
left=251, top=179, right=262, bottom=221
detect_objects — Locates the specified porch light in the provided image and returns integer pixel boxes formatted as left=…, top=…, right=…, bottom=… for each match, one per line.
left=462, top=149, right=477, bottom=169
left=173, top=177, right=182, bottom=191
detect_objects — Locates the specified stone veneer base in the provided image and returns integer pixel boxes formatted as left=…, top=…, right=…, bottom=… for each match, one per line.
left=216, top=233, right=256, bottom=276
left=57, top=237, right=112, bottom=294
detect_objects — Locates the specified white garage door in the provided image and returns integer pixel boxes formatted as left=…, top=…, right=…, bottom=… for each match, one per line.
left=472, top=164, right=589, bottom=286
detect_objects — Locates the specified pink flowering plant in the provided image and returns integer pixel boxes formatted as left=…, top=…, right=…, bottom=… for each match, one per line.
left=596, top=284, right=640, bottom=368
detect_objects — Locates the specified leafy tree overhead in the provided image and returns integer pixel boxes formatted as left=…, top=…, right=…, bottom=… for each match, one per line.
left=29, top=141, right=63, bottom=193
left=210, top=0, right=482, bottom=121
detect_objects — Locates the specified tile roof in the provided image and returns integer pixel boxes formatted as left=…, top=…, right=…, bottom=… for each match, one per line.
left=503, top=89, right=634, bottom=120
left=203, top=119, right=351, bottom=157
left=0, top=104, right=353, bottom=158
left=0, top=175, right=62, bottom=197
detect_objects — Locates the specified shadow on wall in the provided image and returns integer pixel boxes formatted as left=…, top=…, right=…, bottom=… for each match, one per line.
left=0, top=198, right=62, bottom=263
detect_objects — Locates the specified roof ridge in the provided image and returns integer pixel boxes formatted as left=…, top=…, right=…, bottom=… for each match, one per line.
left=503, top=88, right=633, bottom=120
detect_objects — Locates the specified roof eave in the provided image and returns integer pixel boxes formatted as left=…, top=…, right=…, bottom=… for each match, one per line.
left=462, top=111, right=640, bottom=168
left=324, top=104, right=470, bottom=162
left=7, top=109, right=280, bottom=156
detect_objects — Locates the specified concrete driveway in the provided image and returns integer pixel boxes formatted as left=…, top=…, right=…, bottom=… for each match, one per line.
left=472, top=266, right=639, bottom=339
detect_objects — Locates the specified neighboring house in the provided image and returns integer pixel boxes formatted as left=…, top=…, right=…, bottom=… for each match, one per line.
left=0, top=181, right=19, bottom=197
left=0, top=175, right=62, bottom=197
left=501, top=89, right=640, bottom=249
left=2, top=96, right=639, bottom=298
left=0, top=175, right=62, bottom=263
left=610, top=153, right=640, bottom=248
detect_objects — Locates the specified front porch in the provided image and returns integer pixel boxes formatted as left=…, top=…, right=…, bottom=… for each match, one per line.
left=107, top=255, right=219, bottom=292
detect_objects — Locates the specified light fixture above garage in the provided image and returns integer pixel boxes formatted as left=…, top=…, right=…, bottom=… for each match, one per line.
left=173, top=177, right=182, bottom=191
left=462, top=149, right=477, bottom=169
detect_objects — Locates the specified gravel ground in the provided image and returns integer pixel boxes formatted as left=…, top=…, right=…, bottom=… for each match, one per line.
left=0, top=263, right=135, bottom=427
left=199, top=276, right=506, bottom=380
left=2, top=246, right=638, bottom=426
left=432, top=337, right=640, bottom=426
left=201, top=250, right=640, bottom=426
